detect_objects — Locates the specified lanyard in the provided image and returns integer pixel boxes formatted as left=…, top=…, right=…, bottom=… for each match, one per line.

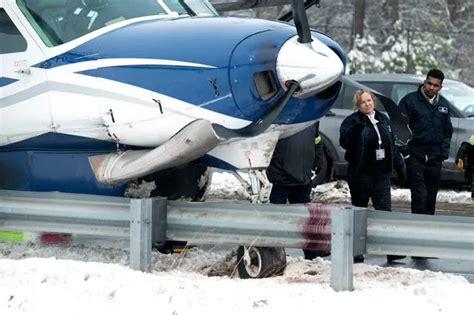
left=368, top=114, right=382, bottom=149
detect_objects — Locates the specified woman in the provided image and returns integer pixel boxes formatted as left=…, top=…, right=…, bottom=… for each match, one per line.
left=339, top=89, right=404, bottom=263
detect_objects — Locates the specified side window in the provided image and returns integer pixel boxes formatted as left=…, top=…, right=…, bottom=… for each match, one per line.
left=333, top=84, right=357, bottom=110
left=391, top=83, right=418, bottom=105
left=0, top=8, right=27, bottom=53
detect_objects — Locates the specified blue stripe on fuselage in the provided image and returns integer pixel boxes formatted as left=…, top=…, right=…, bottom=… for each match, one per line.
left=79, top=65, right=246, bottom=119
left=0, top=77, right=18, bottom=88
left=0, top=133, right=126, bottom=196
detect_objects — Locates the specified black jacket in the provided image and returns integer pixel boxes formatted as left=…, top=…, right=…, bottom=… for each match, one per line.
left=267, top=124, right=316, bottom=186
left=340, top=110, right=403, bottom=176
left=399, top=85, right=453, bottom=161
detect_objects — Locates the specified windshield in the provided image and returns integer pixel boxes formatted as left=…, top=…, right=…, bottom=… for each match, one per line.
left=17, top=0, right=217, bottom=47
left=163, top=0, right=217, bottom=16
left=441, top=81, right=474, bottom=118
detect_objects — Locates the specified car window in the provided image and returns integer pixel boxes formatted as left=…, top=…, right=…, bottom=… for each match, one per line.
left=391, top=83, right=418, bottom=104
left=441, top=81, right=474, bottom=117
left=0, top=8, right=27, bottom=54
left=339, top=85, right=358, bottom=109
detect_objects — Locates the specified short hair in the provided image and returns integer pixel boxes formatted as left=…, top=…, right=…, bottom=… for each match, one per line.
left=426, top=69, right=444, bottom=83
left=353, top=89, right=376, bottom=110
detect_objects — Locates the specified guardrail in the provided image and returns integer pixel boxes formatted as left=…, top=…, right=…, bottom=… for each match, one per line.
left=0, top=190, right=473, bottom=292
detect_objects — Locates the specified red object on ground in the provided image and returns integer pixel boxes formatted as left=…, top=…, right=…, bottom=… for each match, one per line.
left=39, top=233, right=72, bottom=244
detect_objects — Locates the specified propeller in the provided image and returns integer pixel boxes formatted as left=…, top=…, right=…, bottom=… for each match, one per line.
left=213, top=81, right=301, bottom=139
left=292, top=0, right=313, bottom=43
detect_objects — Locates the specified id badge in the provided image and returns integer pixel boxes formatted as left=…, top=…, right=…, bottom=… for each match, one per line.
left=376, top=149, right=385, bottom=160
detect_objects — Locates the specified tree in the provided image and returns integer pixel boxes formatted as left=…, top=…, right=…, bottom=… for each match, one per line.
left=348, top=20, right=455, bottom=77
left=351, top=0, right=366, bottom=48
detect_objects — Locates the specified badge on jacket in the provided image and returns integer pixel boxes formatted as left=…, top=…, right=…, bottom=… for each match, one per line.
left=438, top=106, right=448, bottom=114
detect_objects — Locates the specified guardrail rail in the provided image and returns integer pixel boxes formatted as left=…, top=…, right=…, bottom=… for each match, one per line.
left=0, top=190, right=472, bottom=291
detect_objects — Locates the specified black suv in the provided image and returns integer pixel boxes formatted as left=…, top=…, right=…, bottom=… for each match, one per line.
left=316, top=74, right=474, bottom=185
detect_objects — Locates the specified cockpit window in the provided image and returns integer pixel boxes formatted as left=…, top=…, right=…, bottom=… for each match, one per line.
left=162, top=0, right=217, bottom=16
left=0, top=9, right=27, bottom=53
left=17, top=0, right=216, bottom=47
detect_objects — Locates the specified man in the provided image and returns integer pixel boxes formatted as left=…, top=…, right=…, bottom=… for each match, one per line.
left=267, top=122, right=329, bottom=259
left=399, top=69, right=453, bottom=216
left=267, top=124, right=316, bottom=204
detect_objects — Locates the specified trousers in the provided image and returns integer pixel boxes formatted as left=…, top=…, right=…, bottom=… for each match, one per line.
left=347, top=171, right=391, bottom=211
left=406, top=156, right=442, bottom=215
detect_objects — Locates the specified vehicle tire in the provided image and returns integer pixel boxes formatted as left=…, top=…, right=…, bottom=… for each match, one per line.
left=236, top=246, right=287, bottom=279
left=311, top=143, right=330, bottom=187
left=148, top=160, right=213, bottom=201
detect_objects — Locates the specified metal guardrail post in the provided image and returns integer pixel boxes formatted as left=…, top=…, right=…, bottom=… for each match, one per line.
left=129, top=198, right=167, bottom=272
left=330, top=207, right=354, bottom=291
left=330, top=206, right=367, bottom=292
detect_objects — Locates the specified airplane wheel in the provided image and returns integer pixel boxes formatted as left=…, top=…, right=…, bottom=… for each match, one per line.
left=148, top=161, right=213, bottom=201
left=236, top=246, right=287, bottom=279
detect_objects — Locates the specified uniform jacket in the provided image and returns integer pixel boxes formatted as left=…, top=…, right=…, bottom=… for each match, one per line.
left=340, top=110, right=403, bottom=176
left=267, top=124, right=316, bottom=186
left=399, top=85, right=453, bottom=161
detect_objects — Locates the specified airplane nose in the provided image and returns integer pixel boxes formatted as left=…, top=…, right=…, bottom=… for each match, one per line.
left=276, top=35, right=344, bottom=98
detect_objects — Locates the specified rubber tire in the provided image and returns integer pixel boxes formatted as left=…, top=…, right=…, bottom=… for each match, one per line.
left=236, top=246, right=287, bottom=279
left=311, top=143, right=330, bottom=188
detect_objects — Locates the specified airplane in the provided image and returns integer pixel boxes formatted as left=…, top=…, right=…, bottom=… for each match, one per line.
left=0, top=0, right=347, bottom=203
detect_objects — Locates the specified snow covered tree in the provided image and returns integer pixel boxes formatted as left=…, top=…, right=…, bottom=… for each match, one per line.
left=347, top=20, right=455, bottom=77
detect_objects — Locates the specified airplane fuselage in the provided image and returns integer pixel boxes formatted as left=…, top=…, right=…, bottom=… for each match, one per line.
left=0, top=0, right=345, bottom=196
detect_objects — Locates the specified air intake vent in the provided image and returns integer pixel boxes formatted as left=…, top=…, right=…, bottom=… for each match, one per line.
left=253, top=71, right=277, bottom=100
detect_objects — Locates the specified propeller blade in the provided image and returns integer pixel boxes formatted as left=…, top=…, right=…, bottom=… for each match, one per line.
left=279, top=0, right=319, bottom=22
left=212, top=81, right=301, bottom=139
left=292, top=0, right=313, bottom=43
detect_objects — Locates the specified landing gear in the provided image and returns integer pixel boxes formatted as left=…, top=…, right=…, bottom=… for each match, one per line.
left=236, top=246, right=287, bottom=279
left=231, top=169, right=273, bottom=203
left=147, top=160, right=213, bottom=201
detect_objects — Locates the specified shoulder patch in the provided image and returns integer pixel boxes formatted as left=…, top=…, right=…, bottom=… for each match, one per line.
left=438, top=106, right=449, bottom=114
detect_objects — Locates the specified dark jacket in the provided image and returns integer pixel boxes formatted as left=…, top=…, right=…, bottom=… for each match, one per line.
left=267, top=124, right=316, bottom=186
left=399, top=85, right=453, bottom=161
left=340, top=110, right=403, bottom=176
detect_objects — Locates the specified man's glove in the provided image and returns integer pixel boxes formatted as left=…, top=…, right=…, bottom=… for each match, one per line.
left=397, top=144, right=410, bottom=159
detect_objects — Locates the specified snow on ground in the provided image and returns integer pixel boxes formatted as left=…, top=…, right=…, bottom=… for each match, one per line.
left=0, top=171, right=473, bottom=314
left=0, top=243, right=472, bottom=315
left=208, top=170, right=474, bottom=205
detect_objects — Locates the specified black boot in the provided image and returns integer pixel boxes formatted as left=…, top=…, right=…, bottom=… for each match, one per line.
left=353, top=255, right=364, bottom=263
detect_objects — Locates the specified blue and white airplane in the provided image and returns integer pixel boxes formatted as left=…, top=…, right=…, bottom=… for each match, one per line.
left=0, top=0, right=346, bottom=201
